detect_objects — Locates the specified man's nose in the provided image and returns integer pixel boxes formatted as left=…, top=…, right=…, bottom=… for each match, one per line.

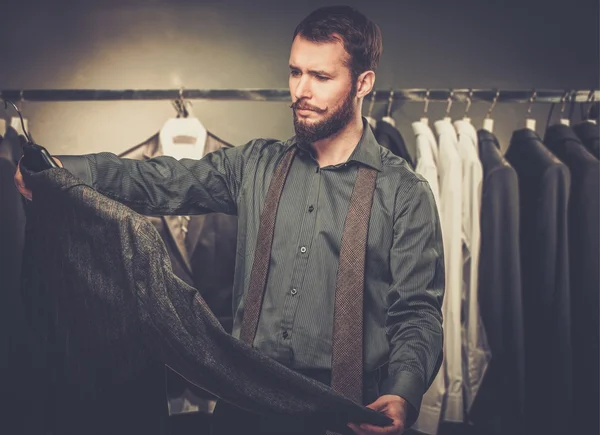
left=293, top=76, right=312, bottom=101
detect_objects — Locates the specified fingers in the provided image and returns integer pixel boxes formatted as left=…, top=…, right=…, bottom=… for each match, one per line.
left=348, top=422, right=403, bottom=435
left=14, top=160, right=33, bottom=201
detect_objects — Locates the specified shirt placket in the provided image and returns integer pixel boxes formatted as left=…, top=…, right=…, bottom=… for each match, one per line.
left=277, top=164, right=322, bottom=364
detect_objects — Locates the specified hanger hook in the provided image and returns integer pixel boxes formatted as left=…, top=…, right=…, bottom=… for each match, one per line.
left=386, top=89, right=394, bottom=118
left=465, top=89, right=473, bottom=116
left=586, top=90, right=596, bottom=119
left=527, top=90, right=537, bottom=115
left=367, top=90, right=376, bottom=118
left=560, top=90, right=569, bottom=114
left=173, top=86, right=189, bottom=118
left=2, top=98, right=32, bottom=143
left=486, top=90, right=500, bottom=118
left=424, top=89, right=430, bottom=114
left=445, top=90, right=454, bottom=116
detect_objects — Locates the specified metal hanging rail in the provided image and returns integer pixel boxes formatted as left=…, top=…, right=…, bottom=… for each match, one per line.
left=0, top=88, right=597, bottom=103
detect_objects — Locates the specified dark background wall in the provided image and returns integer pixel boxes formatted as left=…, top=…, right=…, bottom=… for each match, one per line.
left=0, top=0, right=598, bottom=156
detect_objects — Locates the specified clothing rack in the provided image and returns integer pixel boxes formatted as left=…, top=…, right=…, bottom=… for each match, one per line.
left=0, top=88, right=598, bottom=104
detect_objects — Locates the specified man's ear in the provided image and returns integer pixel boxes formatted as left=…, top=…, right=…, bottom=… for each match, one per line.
left=356, top=71, right=375, bottom=99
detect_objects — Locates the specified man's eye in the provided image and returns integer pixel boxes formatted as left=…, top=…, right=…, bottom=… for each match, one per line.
left=290, top=70, right=301, bottom=77
left=316, top=76, right=329, bottom=82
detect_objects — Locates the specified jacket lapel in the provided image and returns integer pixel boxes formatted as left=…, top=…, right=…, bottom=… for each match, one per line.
left=141, top=132, right=233, bottom=280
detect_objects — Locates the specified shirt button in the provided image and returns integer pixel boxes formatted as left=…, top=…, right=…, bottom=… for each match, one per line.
left=300, top=246, right=307, bottom=253
left=308, top=205, right=314, bottom=213
left=291, top=288, right=298, bottom=296
left=282, top=330, right=289, bottom=339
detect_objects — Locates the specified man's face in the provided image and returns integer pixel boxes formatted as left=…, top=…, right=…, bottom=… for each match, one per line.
left=289, top=35, right=357, bottom=144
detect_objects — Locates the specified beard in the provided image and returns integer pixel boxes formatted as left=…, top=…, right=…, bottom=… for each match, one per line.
left=291, top=83, right=357, bottom=145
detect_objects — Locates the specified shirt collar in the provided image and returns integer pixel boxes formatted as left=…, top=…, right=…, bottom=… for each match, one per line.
left=412, top=120, right=439, bottom=162
left=293, top=117, right=383, bottom=172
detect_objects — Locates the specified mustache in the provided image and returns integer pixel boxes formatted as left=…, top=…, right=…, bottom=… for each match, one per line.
left=290, top=100, right=326, bottom=114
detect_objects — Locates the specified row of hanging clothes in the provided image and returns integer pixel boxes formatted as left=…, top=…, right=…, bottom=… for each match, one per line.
left=0, top=97, right=238, bottom=434
left=361, top=93, right=598, bottom=435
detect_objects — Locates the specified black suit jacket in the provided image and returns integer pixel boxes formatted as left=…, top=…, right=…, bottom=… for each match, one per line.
left=543, top=124, right=599, bottom=435
left=118, top=132, right=237, bottom=333
left=572, top=121, right=600, bottom=159
left=505, top=128, right=572, bottom=435
left=374, top=120, right=414, bottom=168
left=468, top=130, right=525, bottom=435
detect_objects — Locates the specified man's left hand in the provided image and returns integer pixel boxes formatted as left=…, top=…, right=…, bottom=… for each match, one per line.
left=347, top=395, right=407, bottom=435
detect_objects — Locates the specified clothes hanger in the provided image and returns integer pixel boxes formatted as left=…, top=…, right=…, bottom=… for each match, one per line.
left=3, top=98, right=58, bottom=171
left=586, top=91, right=597, bottom=125
left=381, top=89, right=395, bottom=127
left=525, top=90, right=537, bottom=131
left=442, top=90, right=454, bottom=122
left=462, top=90, right=473, bottom=123
left=159, top=88, right=207, bottom=160
left=482, top=90, right=500, bottom=133
left=558, top=91, right=571, bottom=126
left=365, top=90, right=377, bottom=129
left=420, top=90, right=430, bottom=126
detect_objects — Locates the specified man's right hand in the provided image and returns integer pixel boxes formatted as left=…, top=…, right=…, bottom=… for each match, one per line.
left=14, top=157, right=62, bottom=201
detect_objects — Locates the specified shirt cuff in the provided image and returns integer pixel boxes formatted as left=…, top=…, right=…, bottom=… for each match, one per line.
left=380, top=370, right=424, bottom=428
left=57, top=155, right=93, bottom=186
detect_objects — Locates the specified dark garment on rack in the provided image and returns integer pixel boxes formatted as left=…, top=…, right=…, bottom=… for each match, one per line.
left=19, top=167, right=392, bottom=435
left=118, top=132, right=237, bottom=333
left=543, top=125, right=599, bottom=435
left=468, top=130, right=525, bottom=435
left=572, top=121, right=600, bottom=159
left=505, top=128, right=572, bottom=435
left=0, top=127, right=28, bottom=434
left=374, top=120, right=414, bottom=168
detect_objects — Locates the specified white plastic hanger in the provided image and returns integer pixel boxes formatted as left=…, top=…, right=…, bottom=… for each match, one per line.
left=364, top=90, right=377, bottom=129
left=381, top=90, right=395, bottom=127
left=420, top=90, right=430, bottom=126
left=482, top=90, right=500, bottom=133
left=525, top=90, right=537, bottom=131
left=159, top=90, right=207, bottom=160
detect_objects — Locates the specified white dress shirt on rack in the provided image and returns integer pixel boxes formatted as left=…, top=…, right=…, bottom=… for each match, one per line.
left=412, top=120, right=445, bottom=435
left=435, top=118, right=464, bottom=424
left=413, top=120, right=441, bottom=206
left=453, top=119, right=491, bottom=416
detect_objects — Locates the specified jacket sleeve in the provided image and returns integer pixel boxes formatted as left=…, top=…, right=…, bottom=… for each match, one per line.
left=380, top=179, right=445, bottom=427
left=58, top=140, right=258, bottom=216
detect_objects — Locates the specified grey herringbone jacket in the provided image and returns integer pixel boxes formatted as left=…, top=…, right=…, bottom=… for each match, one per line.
left=20, top=168, right=391, bottom=434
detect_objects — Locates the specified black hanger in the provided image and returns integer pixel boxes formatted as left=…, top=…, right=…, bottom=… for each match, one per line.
left=3, top=99, right=58, bottom=171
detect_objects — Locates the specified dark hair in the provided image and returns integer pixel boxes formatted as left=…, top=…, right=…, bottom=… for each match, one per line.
left=293, top=6, right=382, bottom=81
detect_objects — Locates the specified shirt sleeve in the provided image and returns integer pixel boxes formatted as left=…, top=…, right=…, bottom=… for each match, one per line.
left=380, top=179, right=445, bottom=427
left=58, top=140, right=259, bottom=216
